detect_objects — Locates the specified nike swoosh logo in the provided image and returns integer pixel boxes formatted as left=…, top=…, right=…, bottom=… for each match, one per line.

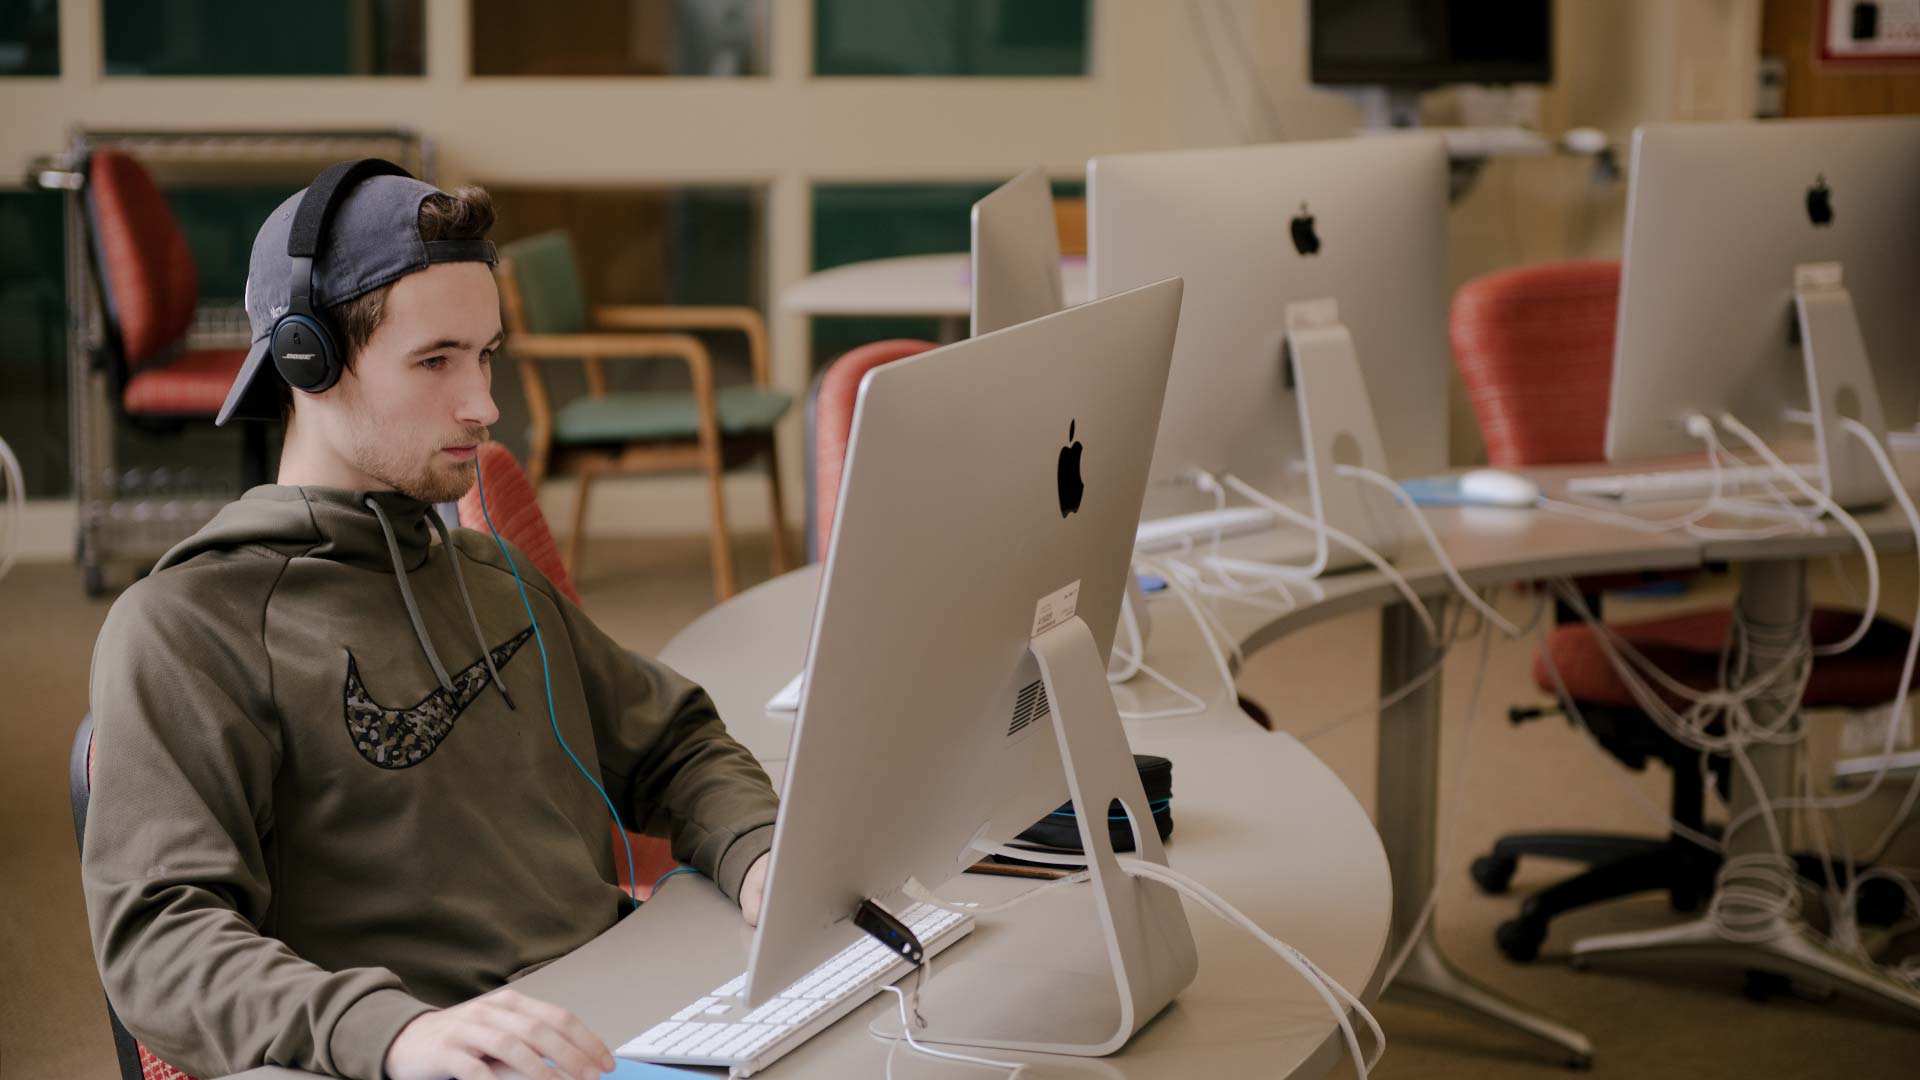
left=342, top=626, right=534, bottom=769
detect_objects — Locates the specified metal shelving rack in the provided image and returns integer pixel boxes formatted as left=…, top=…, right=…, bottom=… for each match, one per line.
left=30, top=129, right=432, bottom=594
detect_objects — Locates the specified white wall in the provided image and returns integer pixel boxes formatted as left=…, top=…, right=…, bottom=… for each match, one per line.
left=1, top=0, right=1762, bottom=555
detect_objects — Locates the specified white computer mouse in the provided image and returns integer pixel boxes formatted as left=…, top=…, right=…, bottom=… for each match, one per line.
left=1458, top=469, right=1541, bottom=508
left=1562, top=126, right=1608, bottom=155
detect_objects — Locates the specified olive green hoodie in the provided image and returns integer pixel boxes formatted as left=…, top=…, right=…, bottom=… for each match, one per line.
left=81, top=485, right=778, bottom=1080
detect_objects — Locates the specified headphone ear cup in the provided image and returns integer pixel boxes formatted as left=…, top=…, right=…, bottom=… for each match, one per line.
left=271, top=313, right=343, bottom=394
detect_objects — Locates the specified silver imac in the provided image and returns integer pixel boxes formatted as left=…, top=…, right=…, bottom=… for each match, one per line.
left=1088, top=134, right=1451, bottom=522
left=746, top=279, right=1196, bottom=1055
left=1606, top=117, right=1920, bottom=506
left=970, top=166, right=1065, bottom=336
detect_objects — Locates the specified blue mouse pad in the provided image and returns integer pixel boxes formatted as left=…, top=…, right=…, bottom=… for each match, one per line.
left=1397, top=475, right=1469, bottom=507
left=603, top=1060, right=704, bottom=1078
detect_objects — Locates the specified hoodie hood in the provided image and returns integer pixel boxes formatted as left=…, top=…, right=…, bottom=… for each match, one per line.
left=156, top=485, right=436, bottom=576
left=158, top=484, right=510, bottom=705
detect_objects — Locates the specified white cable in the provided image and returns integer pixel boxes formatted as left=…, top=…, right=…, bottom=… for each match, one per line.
left=1133, top=553, right=1240, bottom=707
left=1336, top=464, right=1526, bottom=637
left=1114, top=857, right=1384, bottom=1079
left=0, top=434, right=23, bottom=587
left=962, top=841, right=1382, bottom=1078
left=1710, top=416, right=1920, bottom=850
left=875, top=982, right=1029, bottom=1080
left=1717, top=413, right=1880, bottom=656
left=1217, top=473, right=1440, bottom=645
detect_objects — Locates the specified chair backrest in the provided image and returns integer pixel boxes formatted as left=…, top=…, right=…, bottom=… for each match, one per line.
left=85, top=149, right=200, bottom=372
left=497, top=231, right=589, bottom=335
left=456, top=441, right=581, bottom=605
left=811, top=339, right=938, bottom=559
left=1450, top=259, right=1621, bottom=467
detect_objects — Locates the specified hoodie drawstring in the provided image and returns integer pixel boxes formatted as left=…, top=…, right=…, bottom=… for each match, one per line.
left=425, top=509, right=516, bottom=710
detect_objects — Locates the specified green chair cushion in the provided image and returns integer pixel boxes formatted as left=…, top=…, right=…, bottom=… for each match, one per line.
left=551, top=386, right=794, bottom=444
left=500, top=231, right=588, bottom=334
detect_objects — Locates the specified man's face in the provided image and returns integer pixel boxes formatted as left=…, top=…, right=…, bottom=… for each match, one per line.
left=301, top=262, right=503, bottom=503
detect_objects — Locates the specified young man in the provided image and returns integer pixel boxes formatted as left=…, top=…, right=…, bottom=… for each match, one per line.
left=81, top=167, right=778, bottom=1080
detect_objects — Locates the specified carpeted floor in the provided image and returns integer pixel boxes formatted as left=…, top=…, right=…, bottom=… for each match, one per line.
left=4, top=536, right=1917, bottom=1079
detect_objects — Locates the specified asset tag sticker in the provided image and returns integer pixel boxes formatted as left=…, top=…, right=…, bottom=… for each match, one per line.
left=1031, top=579, right=1082, bottom=638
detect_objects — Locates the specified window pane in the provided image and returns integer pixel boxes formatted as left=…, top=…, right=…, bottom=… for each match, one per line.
left=485, top=186, right=766, bottom=463
left=0, top=190, right=68, bottom=495
left=808, top=180, right=1082, bottom=362
left=0, top=0, right=58, bottom=76
left=103, top=0, right=424, bottom=76
left=472, top=0, right=768, bottom=76
left=815, top=0, right=1089, bottom=76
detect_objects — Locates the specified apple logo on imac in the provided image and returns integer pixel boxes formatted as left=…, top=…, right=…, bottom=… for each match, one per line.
left=1290, top=202, right=1321, bottom=255
left=1807, top=175, right=1834, bottom=227
left=1058, top=420, right=1084, bottom=517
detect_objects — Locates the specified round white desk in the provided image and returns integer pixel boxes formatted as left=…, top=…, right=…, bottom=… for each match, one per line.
left=648, top=566, right=1395, bottom=1078
left=782, top=253, right=1093, bottom=340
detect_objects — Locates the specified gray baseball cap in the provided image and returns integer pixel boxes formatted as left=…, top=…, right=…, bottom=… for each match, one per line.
left=215, top=169, right=497, bottom=426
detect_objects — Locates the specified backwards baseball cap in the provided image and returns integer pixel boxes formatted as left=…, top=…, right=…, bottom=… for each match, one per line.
left=216, top=164, right=497, bottom=426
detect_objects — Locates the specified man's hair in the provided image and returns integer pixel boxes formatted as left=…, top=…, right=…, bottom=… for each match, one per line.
left=279, top=185, right=496, bottom=419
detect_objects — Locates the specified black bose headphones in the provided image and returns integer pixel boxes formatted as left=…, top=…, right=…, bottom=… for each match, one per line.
left=269, top=158, right=414, bottom=396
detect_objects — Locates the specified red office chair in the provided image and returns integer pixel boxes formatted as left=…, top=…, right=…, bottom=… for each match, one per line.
left=805, top=339, right=938, bottom=561
left=80, top=149, right=272, bottom=593
left=456, top=442, right=680, bottom=899
left=1451, top=260, right=1909, bottom=963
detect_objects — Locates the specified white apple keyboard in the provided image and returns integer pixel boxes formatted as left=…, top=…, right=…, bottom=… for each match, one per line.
left=1134, top=506, right=1278, bottom=552
left=1565, top=463, right=1821, bottom=504
left=618, top=902, right=972, bottom=1077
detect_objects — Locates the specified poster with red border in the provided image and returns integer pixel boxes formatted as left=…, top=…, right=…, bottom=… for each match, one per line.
left=1818, top=0, right=1920, bottom=68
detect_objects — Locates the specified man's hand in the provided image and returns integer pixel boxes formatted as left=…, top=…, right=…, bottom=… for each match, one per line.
left=740, top=853, right=771, bottom=927
left=384, top=987, right=615, bottom=1080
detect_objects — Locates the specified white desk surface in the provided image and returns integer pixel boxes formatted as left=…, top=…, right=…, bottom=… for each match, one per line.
left=781, top=253, right=1092, bottom=319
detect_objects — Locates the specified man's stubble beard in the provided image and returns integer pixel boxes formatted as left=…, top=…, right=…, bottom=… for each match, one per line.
left=344, top=408, right=485, bottom=503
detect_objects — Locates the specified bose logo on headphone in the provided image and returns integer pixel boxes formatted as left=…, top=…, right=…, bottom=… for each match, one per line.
left=283, top=353, right=315, bottom=360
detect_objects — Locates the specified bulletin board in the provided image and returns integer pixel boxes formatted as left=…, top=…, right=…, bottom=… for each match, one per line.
left=1819, top=0, right=1920, bottom=66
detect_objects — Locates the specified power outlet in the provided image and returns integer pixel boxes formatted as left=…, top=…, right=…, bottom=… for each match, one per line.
left=1840, top=706, right=1916, bottom=757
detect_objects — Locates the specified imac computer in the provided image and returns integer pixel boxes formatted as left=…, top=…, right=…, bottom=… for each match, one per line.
left=1602, top=117, right=1920, bottom=508
left=1089, top=134, right=1450, bottom=569
left=751, top=279, right=1192, bottom=1056
left=970, top=166, right=1065, bottom=336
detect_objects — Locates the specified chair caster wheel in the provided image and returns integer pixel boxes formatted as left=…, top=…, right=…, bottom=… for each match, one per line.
left=1857, top=877, right=1907, bottom=926
left=1743, top=969, right=1791, bottom=1002
left=1471, top=854, right=1518, bottom=895
left=1496, top=916, right=1546, bottom=963
left=1567, top=1052, right=1594, bottom=1071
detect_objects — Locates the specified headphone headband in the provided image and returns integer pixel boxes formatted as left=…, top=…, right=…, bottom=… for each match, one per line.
left=287, top=158, right=413, bottom=261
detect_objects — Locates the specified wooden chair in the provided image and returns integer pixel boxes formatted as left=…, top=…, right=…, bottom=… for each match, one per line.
left=494, top=230, right=793, bottom=599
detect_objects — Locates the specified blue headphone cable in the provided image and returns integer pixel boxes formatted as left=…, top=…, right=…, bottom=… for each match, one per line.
left=472, top=466, right=641, bottom=910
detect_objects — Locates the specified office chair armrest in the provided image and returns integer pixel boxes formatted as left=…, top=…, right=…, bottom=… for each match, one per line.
left=505, top=332, right=723, bottom=453
left=591, top=305, right=771, bottom=387
left=506, top=331, right=716, bottom=392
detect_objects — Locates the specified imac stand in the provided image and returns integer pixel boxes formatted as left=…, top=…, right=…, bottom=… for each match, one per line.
left=1285, top=299, right=1406, bottom=575
left=888, top=615, right=1199, bottom=1055
left=1795, top=262, right=1892, bottom=509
